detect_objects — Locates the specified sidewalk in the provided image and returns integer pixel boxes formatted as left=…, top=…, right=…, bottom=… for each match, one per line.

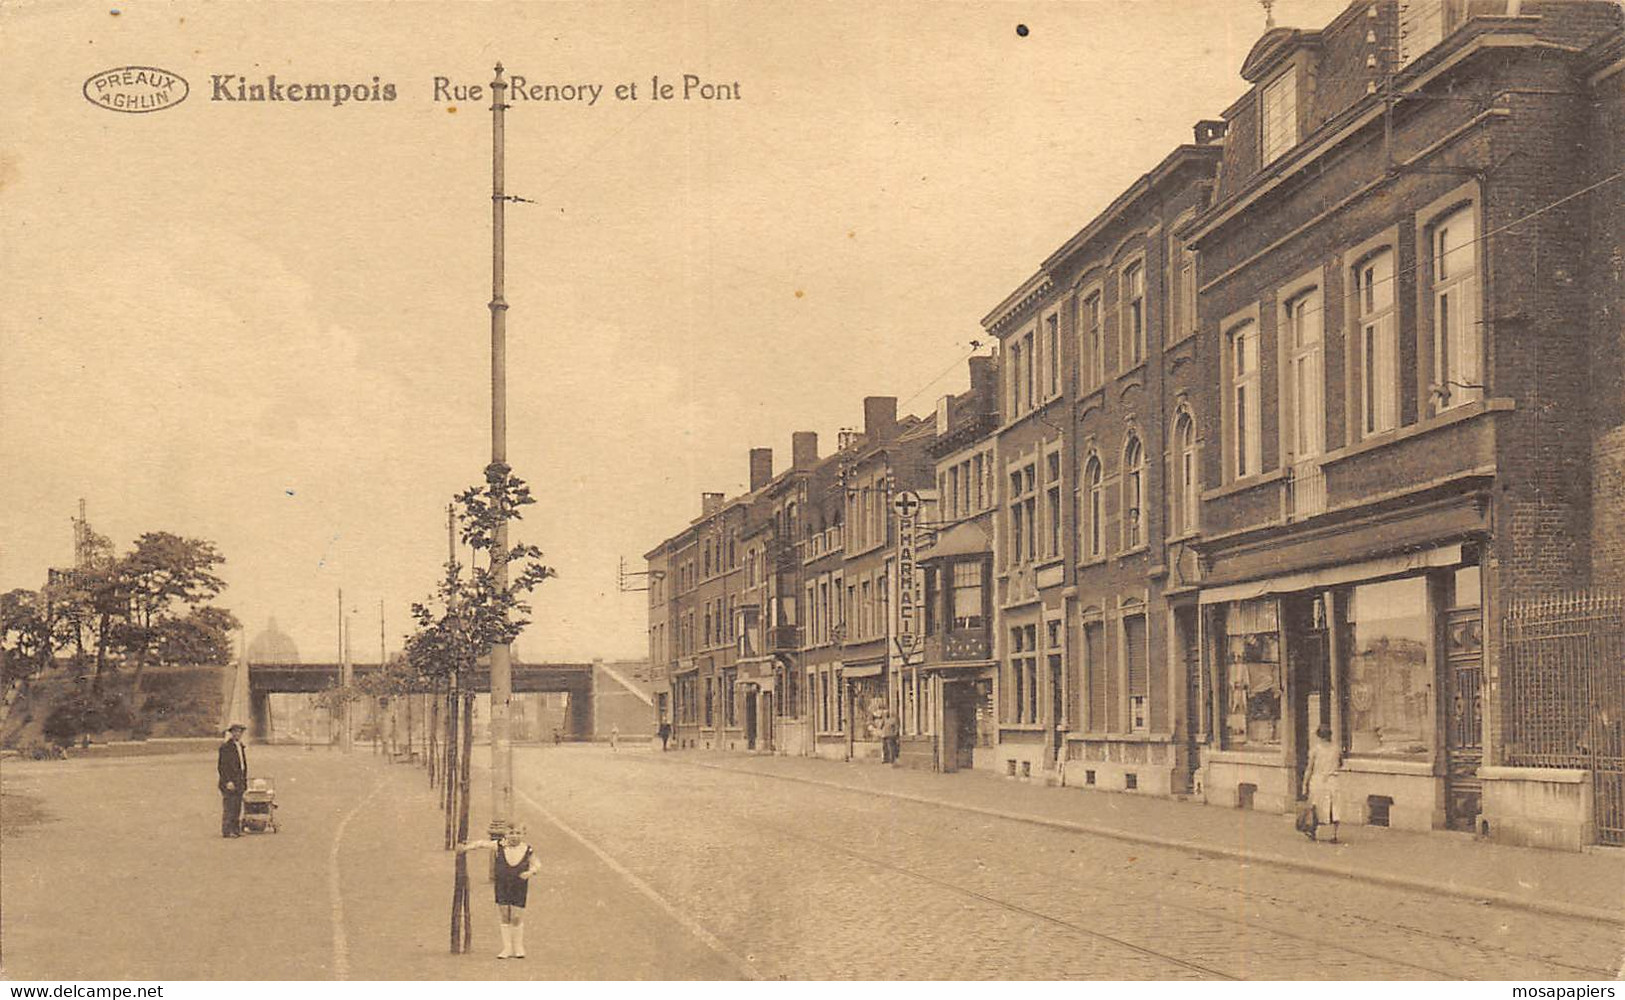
left=0, top=746, right=738, bottom=980
left=655, top=748, right=1625, bottom=925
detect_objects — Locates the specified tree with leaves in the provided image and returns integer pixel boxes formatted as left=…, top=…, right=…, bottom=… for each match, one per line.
left=112, top=532, right=231, bottom=691
left=406, top=468, right=556, bottom=955
left=1, top=589, right=54, bottom=685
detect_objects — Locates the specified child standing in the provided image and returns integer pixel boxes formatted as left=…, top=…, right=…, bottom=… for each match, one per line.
left=458, top=823, right=542, bottom=958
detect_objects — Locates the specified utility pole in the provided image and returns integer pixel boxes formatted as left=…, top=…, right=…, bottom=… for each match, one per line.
left=487, top=62, right=515, bottom=836
left=339, top=587, right=352, bottom=753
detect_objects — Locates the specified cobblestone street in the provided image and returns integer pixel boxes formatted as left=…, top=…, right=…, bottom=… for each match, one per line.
left=3, top=745, right=1621, bottom=980
left=520, top=747, right=1624, bottom=980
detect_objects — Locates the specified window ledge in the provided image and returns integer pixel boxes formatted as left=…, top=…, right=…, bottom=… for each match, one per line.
left=1322, top=398, right=1514, bottom=469
left=1077, top=385, right=1107, bottom=408
left=1116, top=361, right=1147, bottom=383
left=999, top=723, right=1049, bottom=732
left=1034, top=556, right=1065, bottom=572
left=1164, top=330, right=1197, bottom=351
left=1205, top=748, right=1286, bottom=765
left=1202, top=466, right=1287, bottom=501
left=1066, top=731, right=1174, bottom=743
left=1117, top=543, right=1150, bottom=561
left=1078, top=555, right=1109, bottom=568
left=1340, top=755, right=1434, bottom=775
left=1166, top=530, right=1201, bottom=545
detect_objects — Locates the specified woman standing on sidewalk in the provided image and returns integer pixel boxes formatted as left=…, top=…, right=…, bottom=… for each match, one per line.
left=458, top=823, right=542, bottom=958
left=1300, top=725, right=1339, bottom=842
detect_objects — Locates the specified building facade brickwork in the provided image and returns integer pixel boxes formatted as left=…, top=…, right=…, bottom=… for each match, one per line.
left=644, top=0, right=1623, bottom=850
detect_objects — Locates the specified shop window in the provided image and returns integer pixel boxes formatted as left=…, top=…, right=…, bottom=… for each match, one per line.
left=973, top=679, right=995, bottom=748
left=1344, top=577, right=1432, bottom=757
left=1222, top=598, right=1282, bottom=747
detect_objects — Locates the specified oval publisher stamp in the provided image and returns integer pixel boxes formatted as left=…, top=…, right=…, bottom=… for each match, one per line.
left=83, top=66, right=189, bottom=113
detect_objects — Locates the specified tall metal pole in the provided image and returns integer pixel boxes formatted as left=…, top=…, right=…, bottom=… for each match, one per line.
left=487, top=62, right=514, bottom=831
left=339, top=587, right=352, bottom=753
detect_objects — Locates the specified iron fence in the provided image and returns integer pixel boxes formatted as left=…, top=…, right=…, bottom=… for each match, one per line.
left=1501, top=590, right=1625, bottom=845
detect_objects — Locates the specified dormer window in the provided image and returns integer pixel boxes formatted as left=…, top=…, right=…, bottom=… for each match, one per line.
left=1261, top=67, right=1298, bottom=164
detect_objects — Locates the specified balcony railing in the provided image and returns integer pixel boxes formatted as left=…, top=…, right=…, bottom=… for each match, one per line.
left=1284, top=461, right=1327, bottom=521
left=926, top=626, right=992, bottom=663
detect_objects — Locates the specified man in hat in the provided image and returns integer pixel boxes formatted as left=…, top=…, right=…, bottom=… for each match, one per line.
left=218, top=723, right=249, bottom=837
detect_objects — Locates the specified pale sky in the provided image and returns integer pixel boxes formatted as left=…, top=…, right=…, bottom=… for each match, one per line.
left=0, top=0, right=1352, bottom=665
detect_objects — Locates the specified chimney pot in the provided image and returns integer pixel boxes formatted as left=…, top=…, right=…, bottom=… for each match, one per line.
left=792, top=431, right=819, bottom=469
left=863, top=396, right=899, bottom=440
left=749, top=448, right=774, bottom=491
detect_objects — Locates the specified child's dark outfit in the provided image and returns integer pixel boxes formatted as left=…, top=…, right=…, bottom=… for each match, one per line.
left=494, top=843, right=535, bottom=908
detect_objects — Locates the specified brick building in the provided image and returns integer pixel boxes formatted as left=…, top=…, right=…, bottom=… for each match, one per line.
left=912, top=356, right=1001, bottom=772
left=644, top=0, right=1622, bottom=849
left=1179, top=0, right=1623, bottom=844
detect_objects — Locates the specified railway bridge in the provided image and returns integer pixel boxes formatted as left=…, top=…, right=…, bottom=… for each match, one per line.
left=245, top=661, right=596, bottom=740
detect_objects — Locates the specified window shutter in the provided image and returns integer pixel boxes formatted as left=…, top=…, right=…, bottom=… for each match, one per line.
left=1125, top=614, right=1148, bottom=698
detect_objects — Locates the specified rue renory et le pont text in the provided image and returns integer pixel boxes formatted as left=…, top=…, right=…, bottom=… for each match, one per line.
left=207, top=73, right=741, bottom=107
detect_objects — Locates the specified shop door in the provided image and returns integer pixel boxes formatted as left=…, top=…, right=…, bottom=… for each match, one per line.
left=942, top=682, right=978, bottom=772
left=1444, top=608, right=1484, bottom=832
left=1050, top=659, right=1065, bottom=768
left=744, top=692, right=758, bottom=751
left=1176, top=606, right=1202, bottom=793
left=1285, top=595, right=1330, bottom=799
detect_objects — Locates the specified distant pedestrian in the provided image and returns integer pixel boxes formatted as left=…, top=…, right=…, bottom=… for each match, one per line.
left=457, top=823, right=542, bottom=959
left=657, top=721, right=671, bottom=751
left=552, top=727, right=561, bottom=746
left=217, top=723, right=249, bottom=838
left=881, top=709, right=900, bottom=764
left=1300, top=724, right=1339, bottom=842
left=610, top=725, right=619, bottom=752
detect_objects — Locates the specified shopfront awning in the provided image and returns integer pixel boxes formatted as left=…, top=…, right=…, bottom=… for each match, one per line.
left=842, top=661, right=885, bottom=678
left=1198, top=543, right=1462, bottom=605
left=921, top=520, right=991, bottom=560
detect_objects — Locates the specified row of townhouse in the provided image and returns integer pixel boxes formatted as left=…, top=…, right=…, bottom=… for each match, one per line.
left=647, top=0, right=1625, bottom=850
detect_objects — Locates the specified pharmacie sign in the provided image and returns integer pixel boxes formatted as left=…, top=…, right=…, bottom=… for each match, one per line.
left=893, top=490, right=923, bottom=660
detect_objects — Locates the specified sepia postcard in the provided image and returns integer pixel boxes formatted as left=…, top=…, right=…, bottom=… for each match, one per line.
left=1, top=0, right=1622, bottom=988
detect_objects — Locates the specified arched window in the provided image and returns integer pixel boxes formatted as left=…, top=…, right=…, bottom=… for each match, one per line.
left=1123, top=436, right=1144, bottom=549
left=1085, top=455, right=1104, bottom=560
left=1174, top=413, right=1198, bottom=537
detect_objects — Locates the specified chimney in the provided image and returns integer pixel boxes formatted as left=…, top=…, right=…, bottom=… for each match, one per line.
left=863, top=396, right=898, bottom=441
left=701, top=492, right=724, bottom=517
left=1195, top=119, right=1228, bottom=145
left=749, top=448, right=774, bottom=491
left=792, top=431, right=819, bottom=470
left=968, top=355, right=997, bottom=415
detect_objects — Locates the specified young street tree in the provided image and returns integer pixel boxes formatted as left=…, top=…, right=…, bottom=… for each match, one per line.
left=405, top=469, right=555, bottom=954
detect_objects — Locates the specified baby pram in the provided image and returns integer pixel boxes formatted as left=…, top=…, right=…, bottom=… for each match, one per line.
left=241, top=776, right=279, bottom=833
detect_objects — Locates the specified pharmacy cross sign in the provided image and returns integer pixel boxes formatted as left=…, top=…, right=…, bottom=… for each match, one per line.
left=894, top=490, right=923, bottom=660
